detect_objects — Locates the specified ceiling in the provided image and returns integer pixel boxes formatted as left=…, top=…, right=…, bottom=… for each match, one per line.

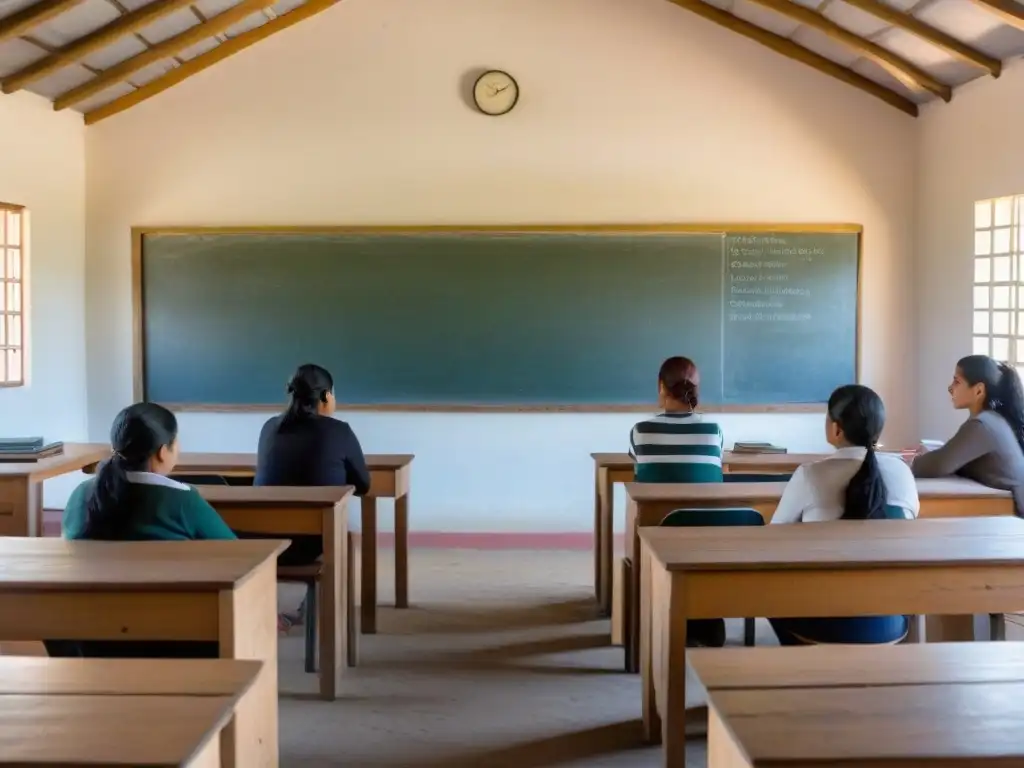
left=0, top=0, right=1022, bottom=123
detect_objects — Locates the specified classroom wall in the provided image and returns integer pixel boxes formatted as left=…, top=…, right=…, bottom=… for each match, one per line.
left=85, top=0, right=917, bottom=531
left=0, top=91, right=87, bottom=506
left=917, top=59, right=1024, bottom=443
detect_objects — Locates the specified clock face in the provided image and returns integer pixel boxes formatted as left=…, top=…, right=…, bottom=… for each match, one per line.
left=473, top=70, right=519, bottom=116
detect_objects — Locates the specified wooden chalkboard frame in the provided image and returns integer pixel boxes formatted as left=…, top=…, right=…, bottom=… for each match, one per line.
left=131, top=223, right=863, bottom=413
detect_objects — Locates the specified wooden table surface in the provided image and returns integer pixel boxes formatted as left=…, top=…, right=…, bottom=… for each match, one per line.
left=173, top=452, right=414, bottom=475
left=199, top=485, right=354, bottom=506
left=0, top=442, right=109, bottom=480
left=0, top=537, right=288, bottom=590
left=0, top=694, right=236, bottom=766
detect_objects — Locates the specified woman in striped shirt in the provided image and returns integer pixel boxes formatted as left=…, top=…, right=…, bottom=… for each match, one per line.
left=630, top=356, right=724, bottom=483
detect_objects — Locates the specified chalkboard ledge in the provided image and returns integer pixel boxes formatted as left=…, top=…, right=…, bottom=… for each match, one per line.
left=156, top=402, right=828, bottom=414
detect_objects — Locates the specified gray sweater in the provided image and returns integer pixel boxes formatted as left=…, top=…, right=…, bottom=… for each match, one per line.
left=912, top=410, right=1024, bottom=514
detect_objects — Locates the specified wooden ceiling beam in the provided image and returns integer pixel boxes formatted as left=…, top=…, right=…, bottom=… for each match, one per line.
left=1, top=0, right=195, bottom=94
left=665, top=0, right=918, bottom=116
left=743, top=0, right=952, bottom=101
left=54, top=0, right=277, bottom=110
left=84, top=0, right=339, bottom=125
left=967, top=0, right=1024, bottom=30
left=844, top=0, right=1000, bottom=76
left=0, top=0, right=86, bottom=43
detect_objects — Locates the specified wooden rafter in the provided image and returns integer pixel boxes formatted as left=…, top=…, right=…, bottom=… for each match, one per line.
left=84, top=0, right=340, bottom=125
left=54, top=0, right=277, bottom=110
left=1, top=0, right=195, bottom=94
left=844, top=0, right=1001, bottom=76
left=666, top=0, right=917, bottom=116
left=0, top=0, right=85, bottom=44
left=968, top=0, right=1024, bottom=30
left=743, top=0, right=952, bottom=101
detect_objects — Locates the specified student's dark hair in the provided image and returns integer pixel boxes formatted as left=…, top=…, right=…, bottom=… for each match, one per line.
left=284, top=363, right=334, bottom=423
left=658, top=356, right=700, bottom=409
left=957, top=354, right=1024, bottom=453
left=84, top=402, right=178, bottom=539
left=828, top=384, right=888, bottom=521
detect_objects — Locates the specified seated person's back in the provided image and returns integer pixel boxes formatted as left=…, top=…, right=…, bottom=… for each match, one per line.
left=631, top=355, right=723, bottom=484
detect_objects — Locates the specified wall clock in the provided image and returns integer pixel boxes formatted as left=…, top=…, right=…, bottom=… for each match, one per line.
left=473, top=70, right=519, bottom=116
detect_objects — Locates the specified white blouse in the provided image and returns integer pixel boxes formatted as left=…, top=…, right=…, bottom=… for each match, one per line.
left=771, top=446, right=920, bottom=523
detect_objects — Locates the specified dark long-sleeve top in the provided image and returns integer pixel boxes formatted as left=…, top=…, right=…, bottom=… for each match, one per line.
left=912, top=409, right=1024, bottom=514
left=254, top=413, right=371, bottom=494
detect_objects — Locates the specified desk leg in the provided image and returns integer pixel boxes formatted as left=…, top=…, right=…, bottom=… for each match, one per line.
left=927, top=615, right=975, bottom=642
left=320, top=506, right=346, bottom=701
left=599, top=469, right=614, bottom=617
left=640, top=546, right=661, bottom=744
left=219, top=558, right=279, bottom=768
left=0, top=477, right=40, bottom=537
left=361, top=498, right=378, bottom=635
left=395, top=492, right=409, bottom=609
left=626, top=500, right=641, bottom=674
left=594, top=466, right=603, bottom=605
left=661, top=573, right=689, bottom=768
left=347, top=532, right=360, bottom=667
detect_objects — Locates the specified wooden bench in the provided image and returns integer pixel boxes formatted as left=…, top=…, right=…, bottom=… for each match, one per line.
left=638, top=517, right=1024, bottom=767
left=0, top=538, right=286, bottom=768
left=0, top=657, right=262, bottom=767
left=173, top=451, right=414, bottom=635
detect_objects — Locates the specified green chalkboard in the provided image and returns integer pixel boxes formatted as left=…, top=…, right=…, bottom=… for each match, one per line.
left=137, top=227, right=859, bottom=409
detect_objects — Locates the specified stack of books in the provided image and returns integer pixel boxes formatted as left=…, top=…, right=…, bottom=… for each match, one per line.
left=732, top=441, right=788, bottom=454
left=0, top=438, right=64, bottom=462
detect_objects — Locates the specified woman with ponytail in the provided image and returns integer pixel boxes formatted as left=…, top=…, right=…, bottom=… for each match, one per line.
left=769, top=384, right=919, bottom=644
left=630, top=356, right=724, bottom=483
left=912, top=355, right=1024, bottom=515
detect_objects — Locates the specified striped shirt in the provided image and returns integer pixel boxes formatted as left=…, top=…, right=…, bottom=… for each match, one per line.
left=629, top=412, right=724, bottom=483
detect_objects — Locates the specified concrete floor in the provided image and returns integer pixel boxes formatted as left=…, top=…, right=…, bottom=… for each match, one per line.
left=274, top=548, right=725, bottom=767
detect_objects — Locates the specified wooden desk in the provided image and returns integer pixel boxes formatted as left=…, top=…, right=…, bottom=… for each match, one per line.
left=0, top=657, right=261, bottom=767
left=173, top=452, right=414, bottom=635
left=200, top=485, right=353, bottom=700
left=0, top=443, right=109, bottom=537
left=0, top=538, right=286, bottom=768
left=590, top=451, right=822, bottom=615
left=621, top=476, right=1015, bottom=671
left=639, top=517, right=1024, bottom=767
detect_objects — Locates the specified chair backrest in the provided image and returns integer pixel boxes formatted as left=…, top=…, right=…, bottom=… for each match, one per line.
left=170, top=474, right=229, bottom=486
left=882, top=504, right=911, bottom=520
left=660, top=507, right=765, bottom=527
left=724, top=473, right=793, bottom=483
left=634, top=462, right=723, bottom=484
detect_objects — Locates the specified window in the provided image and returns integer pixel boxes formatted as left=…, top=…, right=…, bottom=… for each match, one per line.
left=973, top=195, right=1024, bottom=374
left=0, top=204, right=25, bottom=387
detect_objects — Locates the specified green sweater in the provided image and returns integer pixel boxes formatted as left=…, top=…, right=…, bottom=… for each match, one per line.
left=63, top=473, right=236, bottom=541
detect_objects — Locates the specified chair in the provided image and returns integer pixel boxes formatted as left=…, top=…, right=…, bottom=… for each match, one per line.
left=660, top=507, right=765, bottom=647
left=169, top=474, right=229, bottom=486
left=277, top=565, right=322, bottom=673
left=724, top=473, right=792, bottom=483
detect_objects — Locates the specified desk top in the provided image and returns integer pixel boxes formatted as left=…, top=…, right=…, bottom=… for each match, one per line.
left=625, top=476, right=1011, bottom=502
left=0, top=538, right=287, bottom=591
left=0, top=443, right=109, bottom=480
left=710, top=682, right=1024, bottom=765
left=640, top=516, right=1024, bottom=571
left=0, top=657, right=261, bottom=696
left=0, top=694, right=235, bottom=766
left=592, top=451, right=827, bottom=470
left=199, top=485, right=353, bottom=506
left=174, top=452, right=414, bottom=472
left=689, top=643, right=1024, bottom=691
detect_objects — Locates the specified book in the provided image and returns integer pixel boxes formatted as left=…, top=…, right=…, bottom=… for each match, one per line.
left=0, top=437, right=45, bottom=452
left=732, top=441, right=788, bottom=454
left=0, top=441, right=64, bottom=462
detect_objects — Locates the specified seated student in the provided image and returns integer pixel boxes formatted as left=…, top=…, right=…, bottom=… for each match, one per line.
left=630, top=356, right=724, bottom=484
left=50, top=402, right=235, bottom=659
left=770, top=384, right=919, bottom=645
left=239, top=363, right=371, bottom=569
left=912, top=355, right=1024, bottom=515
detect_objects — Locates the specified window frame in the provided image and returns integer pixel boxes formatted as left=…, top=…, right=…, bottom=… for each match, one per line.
left=972, top=195, right=1024, bottom=376
left=0, top=202, right=26, bottom=388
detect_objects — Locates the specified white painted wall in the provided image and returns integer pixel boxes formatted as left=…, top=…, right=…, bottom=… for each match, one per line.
left=0, top=91, right=87, bottom=506
left=917, top=59, right=1024, bottom=443
left=85, top=0, right=917, bottom=532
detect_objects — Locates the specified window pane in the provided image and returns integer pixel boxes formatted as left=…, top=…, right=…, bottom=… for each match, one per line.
left=975, top=257, right=992, bottom=282
left=0, top=348, right=5, bottom=383
left=994, top=256, right=1012, bottom=281
left=6, top=350, right=20, bottom=383
left=993, top=336, right=1011, bottom=360
left=975, top=311, right=991, bottom=334
left=992, top=286, right=1010, bottom=308
left=5, top=213, right=19, bottom=247
left=976, top=286, right=992, bottom=309
left=1016, top=338, right=1024, bottom=363
left=8, top=314, right=20, bottom=346
left=976, top=200, right=993, bottom=228
left=6, top=250, right=18, bottom=281
left=0, top=283, right=5, bottom=312
left=0, top=314, right=4, bottom=345
left=974, top=336, right=990, bottom=355
left=976, top=231, right=992, bottom=256
left=6, top=282, right=18, bottom=313
left=996, top=197, right=1013, bottom=227
left=994, top=311, right=1010, bottom=335
left=995, top=227, right=1012, bottom=254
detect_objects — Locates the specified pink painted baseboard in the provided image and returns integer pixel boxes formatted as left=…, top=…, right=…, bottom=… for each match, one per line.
left=41, top=510, right=626, bottom=551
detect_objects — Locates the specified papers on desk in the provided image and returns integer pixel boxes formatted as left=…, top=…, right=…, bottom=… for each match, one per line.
left=0, top=437, right=64, bottom=462
left=732, top=442, right=787, bottom=454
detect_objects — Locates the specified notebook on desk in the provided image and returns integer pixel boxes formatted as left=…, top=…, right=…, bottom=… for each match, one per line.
left=0, top=439, right=64, bottom=462
left=732, top=442, right=788, bottom=454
